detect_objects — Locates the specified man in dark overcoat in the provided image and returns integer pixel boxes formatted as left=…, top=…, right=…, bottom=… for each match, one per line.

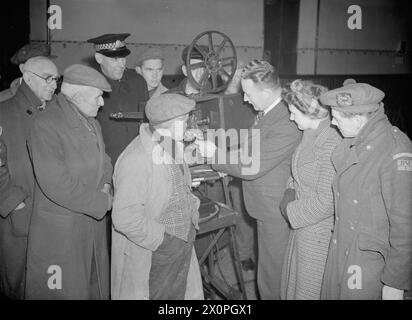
left=0, top=56, right=59, bottom=299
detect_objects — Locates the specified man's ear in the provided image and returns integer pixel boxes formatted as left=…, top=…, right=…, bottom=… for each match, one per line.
left=136, top=66, right=142, bottom=75
left=354, top=114, right=367, bottom=131
left=22, top=71, right=30, bottom=84
left=19, top=63, right=25, bottom=74
left=95, top=53, right=103, bottom=64
left=182, top=65, right=187, bottom=77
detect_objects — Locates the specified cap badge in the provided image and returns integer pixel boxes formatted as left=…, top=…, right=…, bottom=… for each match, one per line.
left=336, top=92, right=353, bottom=107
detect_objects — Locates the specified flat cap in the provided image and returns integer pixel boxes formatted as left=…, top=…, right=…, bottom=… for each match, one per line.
left=146, top=93, right=195, bottom=124
left=181, top=45, right=208, bottom=63
left=87, top=33, right=131, bottom=58
left=320, top=83, right=384, bottom=113
left=10, top=43, right=57, bottom=65
left=63, top=64, right=112, bottom=92
left=136, top=47, right=163, bottom=66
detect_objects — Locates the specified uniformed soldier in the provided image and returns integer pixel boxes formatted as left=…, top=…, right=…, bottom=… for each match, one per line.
left=320, top=82, right=412, bottom=300
left=87, top=33, right=149, bottom=163
left=0, top=43, right=56, bottom=103
left=0, top=56, right=59, bottom=299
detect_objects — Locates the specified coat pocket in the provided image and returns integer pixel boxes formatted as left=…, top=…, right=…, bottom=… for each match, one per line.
left=357, top=232, right=388, bottom=263
left=10, top=204, right=31, bottom=237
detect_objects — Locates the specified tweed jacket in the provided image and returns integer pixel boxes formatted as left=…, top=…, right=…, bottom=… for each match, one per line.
left=281, top=119, right=342, bottom=300
left=111, top=123, right=203, bottom=300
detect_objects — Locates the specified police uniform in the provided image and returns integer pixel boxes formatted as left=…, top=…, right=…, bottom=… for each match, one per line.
left=88, top=33, right=149, bottom=162
left=320, top=83, right=412, bottom=299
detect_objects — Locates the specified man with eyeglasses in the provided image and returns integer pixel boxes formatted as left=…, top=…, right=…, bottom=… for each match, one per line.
left=0, top=56, right=59, bottom=299
left=0, top=43, right=57, bottom=103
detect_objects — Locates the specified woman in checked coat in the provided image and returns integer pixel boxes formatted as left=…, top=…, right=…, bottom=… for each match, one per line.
left=279, top=80, right=342, bottom=300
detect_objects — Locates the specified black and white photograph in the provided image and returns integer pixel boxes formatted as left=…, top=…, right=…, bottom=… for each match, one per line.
left=0, top=0, right=411, bottom=306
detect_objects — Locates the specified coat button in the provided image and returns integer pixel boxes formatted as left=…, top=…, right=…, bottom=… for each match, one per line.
left=366, top=145, right=371, bottom=150
left=350, top=225, right=355, bottom=230
left=353, top=199, right=358, bottom=204
left=333, top=239, right=337, bottom=244
left=337, top=192, right=340, bottom=197
left=345, top=250, right=349, bottom=256
left=336, top=216, right=339, bottom=221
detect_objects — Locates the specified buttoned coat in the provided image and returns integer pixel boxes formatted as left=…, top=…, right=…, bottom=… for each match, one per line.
left=26, top=93, right=113, bottom=299
left=96, top=69, right=148, bottom=163
left=321, top=108, right=412, bottom=299
left=0, top=81, right=44, bottom=299
left=111, top=123, right=203, bottom=300
left=281, top=120, right=342, bottom=300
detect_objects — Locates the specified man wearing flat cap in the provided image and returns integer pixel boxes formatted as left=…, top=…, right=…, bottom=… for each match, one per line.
left=135, top=47, right=168, bottom=99
left=87, top=33, right=149, bottom=163
left=25, top=64, right=113, bottom=299
left=320, top=82, right=412, bottom=300
left=0, top=56, right=59, bottom=299
left=0, top=43, right=56, bottom=103
left=111, top=93, right=203, bottom=300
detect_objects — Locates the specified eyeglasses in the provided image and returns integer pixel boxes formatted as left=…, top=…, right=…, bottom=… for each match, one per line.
left=27, top=70, right=60, bottom=84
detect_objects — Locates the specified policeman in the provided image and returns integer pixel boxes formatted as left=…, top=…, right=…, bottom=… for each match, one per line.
left=135, top=47, right=168, bottom=99
left=0, top=43, right=56, bottom=102
left=320, top=82, right=412, bottom=300
left=87, top=33, right=149, bottom=163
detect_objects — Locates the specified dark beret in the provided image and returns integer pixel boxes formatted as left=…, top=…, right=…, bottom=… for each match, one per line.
left=136, top=47, right=163, bottom=66
left=146, top=93, right=195, bottom=124
left=10, top=43, right=57, bottom=65
left=320, top=83, right=385, bottom=113
left=63, top=64, right=112, bottom=92
left=181, top=45, right=208, bottom=63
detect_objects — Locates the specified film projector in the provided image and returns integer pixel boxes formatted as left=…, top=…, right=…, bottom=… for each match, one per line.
left=112, top=31, right=256, bottom=299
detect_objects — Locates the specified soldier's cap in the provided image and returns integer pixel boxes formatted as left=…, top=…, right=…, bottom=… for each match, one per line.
left=63, top=64, right=112, bottom=92
left=10, top=43, right=57, bottom=65
left=320, top=83, right=385, bottom=113
left=136, top=47, right=164, bottom=66
left=146, top=93, right=195, bottom=125
left=181, top=45, right=208, bottom=63
left=87, top=33, right=131, bottom=58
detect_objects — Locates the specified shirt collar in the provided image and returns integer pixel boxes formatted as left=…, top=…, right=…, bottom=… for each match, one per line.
left=263, top=96, right=282, bottom=115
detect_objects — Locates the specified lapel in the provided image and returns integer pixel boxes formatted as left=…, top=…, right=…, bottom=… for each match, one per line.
left=57, top=94, right=104, bottom=188
left=248, top=99, right=288, bottom=142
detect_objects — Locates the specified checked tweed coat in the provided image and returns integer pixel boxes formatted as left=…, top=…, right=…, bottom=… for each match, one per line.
left=281, top=119, right=342, bottom=300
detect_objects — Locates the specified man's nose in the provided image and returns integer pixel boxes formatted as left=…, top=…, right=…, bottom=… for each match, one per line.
left=49, top=80, right=57, bottom=90
left=118, top=59, right=126, bottom=68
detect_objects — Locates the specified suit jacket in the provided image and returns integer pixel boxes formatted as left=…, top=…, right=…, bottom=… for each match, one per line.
left=26, top=93, right=113, bottom=299
left=0, top=80, right=43, bottom=299
left=212, top=100, right=302, bottom=222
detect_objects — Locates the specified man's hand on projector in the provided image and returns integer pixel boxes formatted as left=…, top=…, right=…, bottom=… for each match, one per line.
left=194, top=140, right=217, bottom=159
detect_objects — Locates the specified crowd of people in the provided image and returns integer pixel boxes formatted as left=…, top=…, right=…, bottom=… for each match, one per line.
left=0, top=33, right=411, bottom=300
